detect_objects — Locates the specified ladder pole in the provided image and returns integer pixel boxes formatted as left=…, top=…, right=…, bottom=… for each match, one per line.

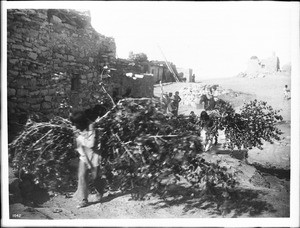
left=157, top=45, right=179, bottom=82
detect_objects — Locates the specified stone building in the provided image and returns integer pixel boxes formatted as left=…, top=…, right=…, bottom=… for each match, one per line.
left=176, top=67, right=193, bottom=82
left=245, top=53, right=280, bottom=78
left=110, top=58, right=155, bottom=100
left=8, top=9, right=115, bottom=116
left=260, top=53, right=280, bottom=74
left=7, top=9, right=154, bottom=141
left=148, top=60, right=179, bottom=83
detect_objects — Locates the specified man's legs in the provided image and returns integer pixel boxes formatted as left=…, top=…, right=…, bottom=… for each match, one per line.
left=91, top=166, right=106, bottom=201
left=76, top=160, right=89, bottom=207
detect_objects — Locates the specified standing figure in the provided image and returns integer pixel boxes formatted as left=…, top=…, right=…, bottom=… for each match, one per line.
left=206, top=94, right=216, bottom=111
left=199, top=111, right=217, bottom=152
left=172, top=91, right=182, bottom=116
left=70, top=111, right=103, bottom=208
left=199, top=94, right=209, bottom=110
left=283, top=85, right=290, bottom=100
left=166, top=92, right=174, bottom=115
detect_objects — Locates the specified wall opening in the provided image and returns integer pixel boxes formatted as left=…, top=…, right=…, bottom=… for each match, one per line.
left=71, top=73, right=80, bottom=91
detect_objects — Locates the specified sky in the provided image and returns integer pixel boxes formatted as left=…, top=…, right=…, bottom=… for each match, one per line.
left=3, top=1, right=298, bottom=80
left=88, top=1, right=297, bottom=80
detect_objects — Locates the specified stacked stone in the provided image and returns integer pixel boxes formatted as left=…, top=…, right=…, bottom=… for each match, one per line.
left=179, top=84, right=227, bottom=108
left=7, top=9, right=117, bottom=119
left=109, top=58, right=155, bottom=98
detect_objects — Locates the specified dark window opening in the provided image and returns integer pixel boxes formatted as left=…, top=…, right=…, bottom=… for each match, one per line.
left=71, top=73, right=80, bottom=91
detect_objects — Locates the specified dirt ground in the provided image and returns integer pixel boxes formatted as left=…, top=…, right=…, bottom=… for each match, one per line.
left=9, top=74, right=291, bottom=220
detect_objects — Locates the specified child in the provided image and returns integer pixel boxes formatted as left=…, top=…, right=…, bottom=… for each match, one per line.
left=70, top=111, right=103, bottom=208
left=199, top=111, right=215, bottom=152
left=173, top=91, right=182, bottom=116
left=166, top=92, right=174, bottom=115
left=189, top=111, right=197, bottom=124
left=283, top=85, right=290, bottom=100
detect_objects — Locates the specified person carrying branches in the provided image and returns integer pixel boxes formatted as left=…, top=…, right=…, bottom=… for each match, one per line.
left=70, top=110, right=105, bottom=208
left=199, top=110, right=218, bottom=152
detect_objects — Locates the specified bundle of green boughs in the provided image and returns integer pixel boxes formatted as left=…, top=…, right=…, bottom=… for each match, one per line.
left=9, top=98, right=238, bottom=197
left=9, top=97, right=282, bottom=200
left=93, top=98, right=237, bottom=196
left=205, top=98, right=283, bottom=152
left=9, top=116, right=77, bottom=190
left=220, top=99, right=283, bottom=151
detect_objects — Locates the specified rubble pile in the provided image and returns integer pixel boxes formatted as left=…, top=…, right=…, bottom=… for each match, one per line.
left=179, top=84, right=230, bottom=108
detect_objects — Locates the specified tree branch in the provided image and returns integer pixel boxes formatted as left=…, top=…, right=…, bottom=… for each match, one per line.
left=113, top=133, right=138, bottom=163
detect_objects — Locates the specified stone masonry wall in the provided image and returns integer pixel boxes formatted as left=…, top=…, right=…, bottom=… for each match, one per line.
left=7, top=9, right=116, bottom=143
left=7, top=9, right=117, bottom=120
left=7, top=9, right=154, bottom=141
left=110, top=58, right=154, bottom=99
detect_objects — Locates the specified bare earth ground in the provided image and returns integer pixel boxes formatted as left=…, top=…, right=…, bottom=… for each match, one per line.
left=9, top=74, right=291, bottom=219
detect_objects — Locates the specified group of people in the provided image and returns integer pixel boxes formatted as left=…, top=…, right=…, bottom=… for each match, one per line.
left=162, top=91, right=182, bottom=116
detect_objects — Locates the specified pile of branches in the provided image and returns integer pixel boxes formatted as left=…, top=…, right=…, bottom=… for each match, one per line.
left=9, top=97, right=283, bottom=199
left=93, top=98, right=237, bottom=195
left=9, top=98, right=237, bottom=196
left=208, top=99, right=283, bottom=151
left=9, top=116, right=76, bottom=190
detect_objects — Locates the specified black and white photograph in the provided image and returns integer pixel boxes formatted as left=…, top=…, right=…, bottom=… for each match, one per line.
left=1, top=1, right=300, bottom=227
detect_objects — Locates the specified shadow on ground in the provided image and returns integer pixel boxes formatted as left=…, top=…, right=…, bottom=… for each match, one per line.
left=88, top=191, right=129, bottom=206
left=149, top=186, right=276, bottom=217
left=211, top=143, right=248, bottom=161
left=19, top=183, right=51, bottom=207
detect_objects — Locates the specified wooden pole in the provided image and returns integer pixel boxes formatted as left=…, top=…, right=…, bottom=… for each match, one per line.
left=157, top=45, right=179, bottom=82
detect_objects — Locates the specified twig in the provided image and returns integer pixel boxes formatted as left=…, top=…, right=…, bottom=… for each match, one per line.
left=153, top=136, right=160, bottom=146
left=35, top=143, right=53, bottom=163
left=148, top=135, right=179, bottom=138
left=113, top=133, right=137, bottom=163
left=30, top=129, right=53, bottom=149
left=156, top=137, right=168, bottom=144
left=95, top=104, right=118, bottom=123
left=99, top=83, right=116, bottom=106
left=9, top=121, right=73, bottom=147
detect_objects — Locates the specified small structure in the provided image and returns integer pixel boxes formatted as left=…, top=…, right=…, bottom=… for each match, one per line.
left=177, top=67, right=193, bottom=82
left=245, top=53, right=280, bottom=78
left=148, top=60, right=179, bottom=83
left=260, top=52, right=280, bottom=74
